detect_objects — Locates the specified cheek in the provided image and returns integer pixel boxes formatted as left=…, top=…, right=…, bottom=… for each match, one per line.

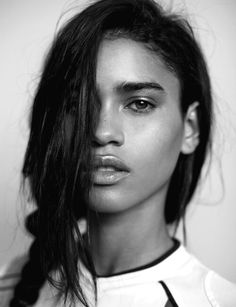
left=129, top=118, right=184, bottom=187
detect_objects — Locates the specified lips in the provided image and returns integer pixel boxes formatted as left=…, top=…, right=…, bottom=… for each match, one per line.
left=92, top=155, right=130, bottom=185
left=93, top=155, right=130, bottom=172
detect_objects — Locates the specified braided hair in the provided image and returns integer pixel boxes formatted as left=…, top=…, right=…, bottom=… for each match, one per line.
left=10, top=212, right=45, bottom=306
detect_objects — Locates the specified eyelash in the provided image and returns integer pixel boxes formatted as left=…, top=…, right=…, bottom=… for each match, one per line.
left=125, top=99, right=156, bottom=113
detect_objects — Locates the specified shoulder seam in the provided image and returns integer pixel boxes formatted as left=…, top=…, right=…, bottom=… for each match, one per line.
left=204, top=271, right=220, bottom=307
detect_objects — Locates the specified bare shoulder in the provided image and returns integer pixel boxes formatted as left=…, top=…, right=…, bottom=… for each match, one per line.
left=205, top=270, right=236, bottom=307
left=0, top=254, right=28, bottom=306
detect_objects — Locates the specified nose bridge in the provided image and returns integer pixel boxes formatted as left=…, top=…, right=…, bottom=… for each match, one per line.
left=94, top=100, right=124, bottom=146
left=100, top=101, right=114, bottom=124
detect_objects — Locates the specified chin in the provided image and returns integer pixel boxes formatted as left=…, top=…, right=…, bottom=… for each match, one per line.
left=88, top=185, right=136, bottom=214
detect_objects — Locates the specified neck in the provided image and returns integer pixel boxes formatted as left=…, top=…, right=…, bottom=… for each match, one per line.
left=87, top=197, right=172, bottom=276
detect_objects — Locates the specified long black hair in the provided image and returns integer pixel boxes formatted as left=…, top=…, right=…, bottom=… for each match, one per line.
left=10, top=0, right=212, bottom=306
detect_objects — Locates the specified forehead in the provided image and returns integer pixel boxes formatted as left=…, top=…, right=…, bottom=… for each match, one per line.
left=96, top=38, right=180, bottom=99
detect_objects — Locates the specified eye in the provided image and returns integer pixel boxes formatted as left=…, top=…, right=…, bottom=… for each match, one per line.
left=126, top=99, right=155, bottom=113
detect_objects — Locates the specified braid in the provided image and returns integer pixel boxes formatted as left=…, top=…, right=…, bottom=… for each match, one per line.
left=9, top=211, right=47, bottom=306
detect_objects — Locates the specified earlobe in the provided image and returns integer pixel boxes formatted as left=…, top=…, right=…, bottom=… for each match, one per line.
left=181, top=102, right=200, bottom=154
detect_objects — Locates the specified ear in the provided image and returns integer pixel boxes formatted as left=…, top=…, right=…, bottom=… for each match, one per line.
left=181, top=102, right=200, bottom=154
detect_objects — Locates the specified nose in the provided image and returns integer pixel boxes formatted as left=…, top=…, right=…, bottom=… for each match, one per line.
left=93, top=104, right=124, bottom=147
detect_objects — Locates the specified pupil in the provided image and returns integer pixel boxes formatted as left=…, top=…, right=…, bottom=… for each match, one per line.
left=137, top=100, right=146, bottom=108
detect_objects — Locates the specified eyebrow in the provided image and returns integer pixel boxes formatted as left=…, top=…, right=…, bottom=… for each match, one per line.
left=115, top=81, right=164, bottom=93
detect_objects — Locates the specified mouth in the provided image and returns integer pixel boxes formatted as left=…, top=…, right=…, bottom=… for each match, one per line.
left=92, top=155, right=131, bottom=185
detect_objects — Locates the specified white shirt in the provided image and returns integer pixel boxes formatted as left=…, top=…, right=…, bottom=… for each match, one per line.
left=1, top=240, right=236, bottom=306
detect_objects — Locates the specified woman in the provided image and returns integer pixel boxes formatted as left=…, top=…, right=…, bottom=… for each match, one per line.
left=1, top=0, right=236, bottom=306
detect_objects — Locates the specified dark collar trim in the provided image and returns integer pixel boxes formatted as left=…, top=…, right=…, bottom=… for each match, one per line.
left=97, top=238, right=180, bottom=278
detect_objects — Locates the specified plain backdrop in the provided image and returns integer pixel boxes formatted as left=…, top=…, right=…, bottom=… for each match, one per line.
left=0, top=0, right=236, bottom=282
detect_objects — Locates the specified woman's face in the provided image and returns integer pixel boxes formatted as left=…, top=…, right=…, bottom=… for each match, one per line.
left=88, top=38, right=186, bottom=213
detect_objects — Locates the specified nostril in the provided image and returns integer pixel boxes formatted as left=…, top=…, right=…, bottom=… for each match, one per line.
left=92, top=105, right=124, bottom=146
left=92, top=120, right=124, bottom=147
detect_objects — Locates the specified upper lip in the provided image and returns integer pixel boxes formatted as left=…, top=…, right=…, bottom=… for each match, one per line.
left=93, top=155, right=131, bottom=172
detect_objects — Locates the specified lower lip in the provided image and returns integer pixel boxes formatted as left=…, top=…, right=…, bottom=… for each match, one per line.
left=93, top=168, right=130, bottom=185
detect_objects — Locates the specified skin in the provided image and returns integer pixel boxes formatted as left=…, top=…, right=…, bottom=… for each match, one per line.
left=87, top=38, right=199, bottom=276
